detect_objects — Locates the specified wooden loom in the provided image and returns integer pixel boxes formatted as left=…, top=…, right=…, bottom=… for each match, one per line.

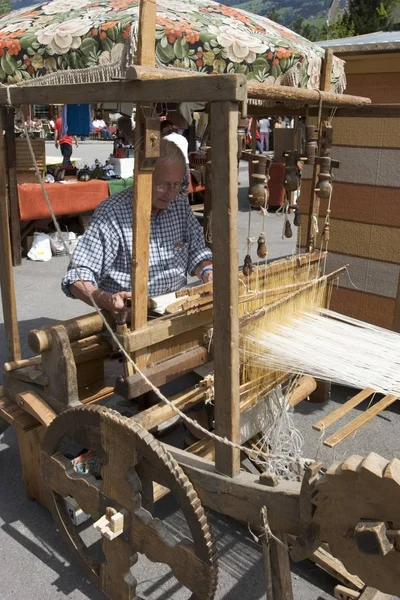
left=0, top=3, right=398, bottom=600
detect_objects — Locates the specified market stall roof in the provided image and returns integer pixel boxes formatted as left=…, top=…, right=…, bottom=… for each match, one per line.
left=0, top=0, right=346, bottom=92
left=318, top=30, right=400, bottom=54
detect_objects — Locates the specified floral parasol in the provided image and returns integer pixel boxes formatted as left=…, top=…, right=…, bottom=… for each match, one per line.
left=0, top=0, right=345, bottom=91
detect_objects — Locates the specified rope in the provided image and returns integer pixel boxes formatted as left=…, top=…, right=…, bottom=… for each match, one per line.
left=15, top=107, right=307, bottom=471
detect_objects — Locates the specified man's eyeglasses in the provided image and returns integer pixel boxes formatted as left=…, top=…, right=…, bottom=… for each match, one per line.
left=155, top=181, right=181, bottom=193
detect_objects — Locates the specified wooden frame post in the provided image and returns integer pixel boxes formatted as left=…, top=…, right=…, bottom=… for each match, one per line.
left=4, top=107, right=21, bottom=266
left=130, top=0, right=157, bottom=372
left=211, top=101, right=240, bottom=477
left=0, top=108, right=21, bottom=361
left=306, top=48, right=333, bottom=252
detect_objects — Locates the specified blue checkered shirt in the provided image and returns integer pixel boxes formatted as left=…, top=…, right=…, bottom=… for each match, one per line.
left=61, top=187, right=212, bottom=298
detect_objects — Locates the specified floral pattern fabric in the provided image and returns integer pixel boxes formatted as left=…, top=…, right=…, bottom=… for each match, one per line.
left=0, top=0, right=345, bottom=90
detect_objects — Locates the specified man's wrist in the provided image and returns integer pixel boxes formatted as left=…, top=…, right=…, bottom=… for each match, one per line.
left=200, top=266, right=213, bottom=281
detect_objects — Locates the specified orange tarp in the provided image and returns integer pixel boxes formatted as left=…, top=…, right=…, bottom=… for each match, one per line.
left=18, top=180, right=110, bottom=221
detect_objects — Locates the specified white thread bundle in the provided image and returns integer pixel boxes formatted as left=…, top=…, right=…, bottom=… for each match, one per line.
left=242, top=309, right=400, bottom=397
left=251, top=384, right=305, bottom=481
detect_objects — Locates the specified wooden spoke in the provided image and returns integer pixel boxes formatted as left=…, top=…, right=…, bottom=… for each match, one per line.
left=41, top=453, right=102, bottom=519
left=131, top=506, right=214, bottom=599
left=41, top=405, right=218, bottom=600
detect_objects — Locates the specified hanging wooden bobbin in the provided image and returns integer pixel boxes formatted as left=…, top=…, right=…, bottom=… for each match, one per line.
left=284, top=220, right=293, bottom=239
left=243, top=254, right=253, bottom=276
left=315, top=157, right=332, bottom=201
left=257, top=233, right=268, bottom=259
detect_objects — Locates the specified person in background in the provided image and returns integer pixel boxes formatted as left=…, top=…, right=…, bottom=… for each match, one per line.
left=92, top=111, right=113, bottom=140
left=32, top=115, right=43, bottom=137
left=258, top=116, right=270, bottom=153
left=54, top=116, right=78, bottom=168
left=62, top=139, right=212, bottom=312
left=274, top=116, right=283, bottom=129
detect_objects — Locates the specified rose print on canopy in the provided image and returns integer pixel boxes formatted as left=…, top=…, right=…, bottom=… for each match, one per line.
left=0, top=0, right=345, bottom=92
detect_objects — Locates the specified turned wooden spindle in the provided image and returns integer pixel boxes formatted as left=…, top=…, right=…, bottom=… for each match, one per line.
left=248, top=156, right=270, bottom=208
left=305, top=125, right=318, bottom=165
left=315, top=156, right=332, bottom=200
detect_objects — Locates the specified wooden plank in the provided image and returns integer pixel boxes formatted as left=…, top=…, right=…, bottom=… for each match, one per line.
left=115, top=346, right=208, bottom=399
left=324, top=394, right=398, bottom=448
left=4, top=108, right=21, bottom=266
left=0, top=395, right=38, bottom=431
left=313, top=387, right=375, bottom=432
left=15, top=391, right=56, bottom=427
left=269, top=531, right=294, bottom=600
left=321, top=49, right=334, bottom=93
left=312, top=545, right=364, bottom=591
left=16, top=424, right=47, bottom=506
left=358, top=588, right=391, bottom=600
left=125, top=308, right=212, bottom=353
left=166, top=445, right=303, bottom=534
left=0, top=76, right=247, bottom=106
left=211, top=101, right=240, bottom=478
left=0, top=108, right=21, bottom=362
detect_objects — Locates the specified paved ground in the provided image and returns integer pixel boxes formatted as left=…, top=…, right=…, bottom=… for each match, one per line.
left=0, top=144, right=397, bottom=600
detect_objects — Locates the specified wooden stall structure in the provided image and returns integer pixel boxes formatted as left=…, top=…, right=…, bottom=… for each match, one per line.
left=298, top=32, right=400, bottom=332
left=0, top=4, right=399, bottom=600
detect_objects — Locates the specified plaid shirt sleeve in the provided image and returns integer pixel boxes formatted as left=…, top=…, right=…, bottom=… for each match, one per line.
left=185, top=199, right=213, bottom=275
left=61, top=203, right=119, bottom=298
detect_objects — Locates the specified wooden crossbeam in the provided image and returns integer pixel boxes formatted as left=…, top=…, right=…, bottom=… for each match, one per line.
left=0, top=76, right=247, bottom=106
left=324, top=394, right=398, bottom=448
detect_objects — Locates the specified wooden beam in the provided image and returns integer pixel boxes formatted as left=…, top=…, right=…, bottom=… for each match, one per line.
left=211, top=101, right=240, bottom=478
left=320, top=49, right=334, bottom=92
left=4, top=108, right=21, bottom=266
left=166, top=445, right=303, bottom=534
left=0, top=108, right=20, bottom=362
left=124, top=309, right=212, bottom=353
left=324, top=394, right=398, bottom=448
left=126, top=64, right=203, bottom=80
left=130, top=0, right=158, bottom=373
left=115, top=346, right=208, bottom=399
left=0, top=76, right=246, bottom=106
left=28, top=311, right=111, bottom=353
left=136, top=0, right=157, bottom=67
left=247, top=83, right=370, bottom=108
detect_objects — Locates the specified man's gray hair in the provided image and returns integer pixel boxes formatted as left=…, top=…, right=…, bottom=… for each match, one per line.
left=157, top=138, right=186, bottom=170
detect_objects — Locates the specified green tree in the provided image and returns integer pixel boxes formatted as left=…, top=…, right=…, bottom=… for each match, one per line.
left=326, top=0, right=400, bottom=39
left=0, top=0, right=11, bottom=14
left=292, top=16, right=305, bottom=35
left=267, top=7, right=280, bottom=23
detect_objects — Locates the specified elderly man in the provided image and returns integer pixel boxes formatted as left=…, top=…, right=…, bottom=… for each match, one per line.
left=62, top=139, right=212, bottom=311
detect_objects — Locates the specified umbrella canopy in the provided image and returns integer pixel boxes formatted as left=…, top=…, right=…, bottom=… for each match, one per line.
left=0, top=0, right=345, bottom=91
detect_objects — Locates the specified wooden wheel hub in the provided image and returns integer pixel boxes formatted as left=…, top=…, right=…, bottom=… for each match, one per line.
left=41, top=405, right=218, bottom=600
left=314, top=452, right=400, bottom=595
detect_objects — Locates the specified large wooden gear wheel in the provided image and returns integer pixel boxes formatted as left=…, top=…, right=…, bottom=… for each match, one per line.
left=41, top=405, right=218, bottom=600
left=314, top=452, right=400, bottom=595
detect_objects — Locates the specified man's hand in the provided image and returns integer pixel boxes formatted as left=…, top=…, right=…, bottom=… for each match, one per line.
left=107, top=291, right=131, bottom=313
left=55, top=141, right=59, bottom=149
